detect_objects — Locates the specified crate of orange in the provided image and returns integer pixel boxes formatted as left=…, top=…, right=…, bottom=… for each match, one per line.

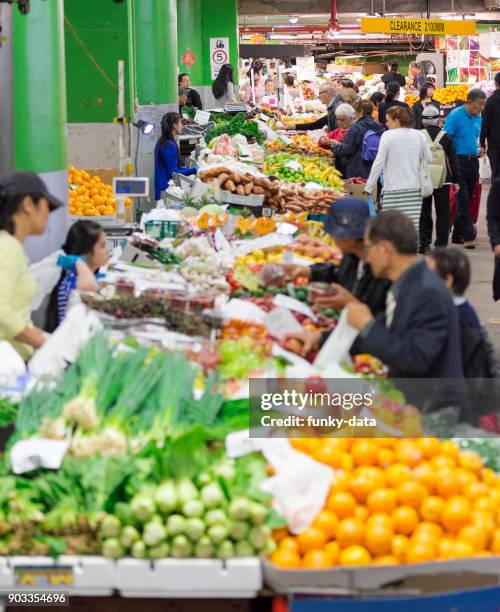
left=264, top=437, right=500, bottom=592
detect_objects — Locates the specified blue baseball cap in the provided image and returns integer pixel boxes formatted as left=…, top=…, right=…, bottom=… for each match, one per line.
left=324, top=198, right=370, bottom=239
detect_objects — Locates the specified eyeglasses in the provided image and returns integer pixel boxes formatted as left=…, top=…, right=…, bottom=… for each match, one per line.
left=363, top=242, right=378, bottom=256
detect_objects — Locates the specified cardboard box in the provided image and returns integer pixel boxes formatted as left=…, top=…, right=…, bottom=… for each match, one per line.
left=362, top=63, right=386, bottom=75
left=344, top=182, right=377, bottom=202
left=326, top=64, right=362, bottom=74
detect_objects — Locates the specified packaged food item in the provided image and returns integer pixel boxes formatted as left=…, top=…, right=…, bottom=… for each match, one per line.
left=115, top=279, right=135, bottom=296
left=307, top=282, right=337, bottom=303
left=258, top=264, right=286, bottom=288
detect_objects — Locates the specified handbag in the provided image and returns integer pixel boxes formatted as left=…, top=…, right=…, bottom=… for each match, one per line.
left=419, top=153, right=434, bottom=198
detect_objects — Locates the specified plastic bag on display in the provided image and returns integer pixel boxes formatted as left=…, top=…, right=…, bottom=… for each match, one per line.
left=313, top=309, right=359, bottom=370
left=29, top=250, right=64, bottom=311
left=139, top=206, right=182, bottom=231
left=480, top=155, right=492, bottom=181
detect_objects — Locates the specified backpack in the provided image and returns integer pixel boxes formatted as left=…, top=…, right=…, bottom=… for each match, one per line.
left=459, top=311, right=495, bottom=379
left=423, top=130, right=447, bottom=190
left=361, top=129, right=381, bottom=162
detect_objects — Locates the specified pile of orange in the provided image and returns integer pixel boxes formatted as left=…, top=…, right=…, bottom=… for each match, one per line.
left=270, top=438, right=500, bottom=569
left=433, top=85, right=469, bottom=105
left=404, top=94, right=419, bottom=108
left=68, top=167, right=132, bottom=217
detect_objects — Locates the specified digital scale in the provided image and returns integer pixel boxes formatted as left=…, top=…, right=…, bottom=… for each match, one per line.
left=112, top=176, right=149, bottom=221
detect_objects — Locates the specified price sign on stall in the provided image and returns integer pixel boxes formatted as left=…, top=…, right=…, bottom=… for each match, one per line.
left=210, top=38, right=230, bottom=79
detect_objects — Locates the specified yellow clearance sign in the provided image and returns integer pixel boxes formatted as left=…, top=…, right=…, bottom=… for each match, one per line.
left=361, top=17, right=476, bottom=36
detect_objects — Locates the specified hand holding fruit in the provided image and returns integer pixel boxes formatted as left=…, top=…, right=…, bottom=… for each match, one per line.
left=281, top=264, right=311, bottom=283
left=283, top=330, right=321, bottom=357
left=346, top=302, right=373, bottom=331
left=314, top=284, right=358, bottom=310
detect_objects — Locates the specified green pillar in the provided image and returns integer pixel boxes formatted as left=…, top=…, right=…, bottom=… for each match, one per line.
left=12, top=0, right=68, bottom=261
left=177, top=0, right=203, bottom=87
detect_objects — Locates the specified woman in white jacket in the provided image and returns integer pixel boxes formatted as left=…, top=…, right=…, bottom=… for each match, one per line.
left=365, top=105, right=432, bottom=231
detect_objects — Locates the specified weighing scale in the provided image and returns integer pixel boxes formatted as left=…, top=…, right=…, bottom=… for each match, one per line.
left=112, top=176, right=150, bottom=222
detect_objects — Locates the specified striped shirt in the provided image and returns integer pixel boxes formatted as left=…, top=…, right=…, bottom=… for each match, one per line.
left=57, top=272, right=77, bottom=324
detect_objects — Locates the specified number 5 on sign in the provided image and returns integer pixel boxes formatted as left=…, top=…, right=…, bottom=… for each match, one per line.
left=210, top=37, right=230, bottom=79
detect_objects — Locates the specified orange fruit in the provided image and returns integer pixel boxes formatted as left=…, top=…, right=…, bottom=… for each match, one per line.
left=405, top=542, right=435, bottom=563
left=416, top=437, right=441, bottom=459
left=394, top=440, right=422, bottom=467
left=302, top=549, right=334, bottom=569
left=341, top=453, right=354, bottom=471
left=391, top=534, right=409, bottom=560
left=336, top=517, right=365, bottom=548
left=385, top=463, right=412, bottom=488
left=354, top=505, right=369, bottom=521
left=273, top=528, right=288, bottom=543
left=377, top=448, right=394, bottom=468
left=458, top=451, right=483, bottom=474
left=470, top=510, right=495, bottom=535
left=270, top=548, right=301, bottom=569
left=392, top=506, right=419, bottom=536
left=350, top=467, right=384, bottom=503
left=441, top=496, right=471, bottom=533
left=367, top=489, right=397, bottom=514
left=351, top=439, right=378, bottom=466
left=451, top=540, right=475, bottom=559
left=326, top=491, right=356, bottom=519
left=481, top=467, right=497, bottom=486
left=438, top=537, right=456, bottom=559
left=297, top=528, right=327, bottom=554
left=325, top=541, right=340, bottom=564
left=476, top=550, right=493, bottom=557
left=458, top=524, right=488, bottom=551
left=431, top=455, right=456, bottom=471
left=339, top=545, right=372, bottom=566
left=279, top=536, right=299, bottom=552
left=314, top=445, right=343, bottom=468
left=463, top=481, right=488, bottom=500
left=329, top=470, right=351, bottom=493
left=410, top=530, right=438, bottom=552
left=413, top=462, right=437, bottom=493
left=454, top=467, right=476, bottom=488
left=312, top=510, right=338, bottom=539
left=367, top=512, right=393, bottom=528
left=396, top=481, right=428, bottom=509
left=372, top=554, right=398, bottom=566
left=364, top=522, right=393, bottom=555
left=473, top=496, right=496, bottom=514
left=420, top=496, right=445, bottom=522
left=413, top=521, right=443, bottom=540
left=440, top=441, right=460, bottom=463
left=436, top=469, right=462, bottom=499
left=490, top=529, right=500, bottom=554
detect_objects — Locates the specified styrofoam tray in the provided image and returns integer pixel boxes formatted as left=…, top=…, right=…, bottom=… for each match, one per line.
left=116, top=557, right=262, bottom=598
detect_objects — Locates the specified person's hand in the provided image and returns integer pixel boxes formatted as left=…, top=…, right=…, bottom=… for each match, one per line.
left=453, top=183, right=460, bottom=194
left=494, top=245, right=500, bottom=258
left=57, top=254, right=84, bottom=272
left=283, top=331, right=321, bottom=356
left=346, top=302, right=374, bottom=331
left=280, top=264, right=311, bottom=283
left=318, top=136, right=335, bottom=148
left=282, top=123, right=295, bottom=131
left=315, top=285, right=359, bottom=310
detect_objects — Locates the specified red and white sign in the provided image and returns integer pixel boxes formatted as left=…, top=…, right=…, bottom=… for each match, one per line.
left=210, top=38, right=230, bottom=79
left=181, top=50, right=197, bottom=68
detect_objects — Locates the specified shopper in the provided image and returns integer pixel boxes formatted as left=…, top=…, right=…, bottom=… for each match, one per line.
left=419, top=105, right=460, bottom=254
left=0, top=171, right=64, bottom=359
left=178, top=74, right=202, bottom=110
left=45, top=221, right=109, bottom=332
left=154, top=112, right=197, bottom=201
left=480, top=72, right=500, bottom=180
left=381, top=60, right=406, bottom=88
left=285, top=83, right=343, bottom=132
left=486, top=178, right=500, bottom=300
left=369, top=92, right=385, bottom=122
left=284, top=75, right=300, bottom=100
left=244, top=71, right=265, bottom=105
left=211, top=64, right=238, bottom=105
left=346, top=210, right=463, bottom=378
left=365, top=106, right=432, bottom=232
left=264, top=78, right=275, bottom=96
left=378, top=82, right=410, bottom=127
left=412, top=83, right=440, bottom=130
left=330, top=100, right=385, bottom=180
left=318, top=103, right=355, bottom=151
left=340, top=88, right=359, bottom=109
left=445, top=89, right=487, bottom=249
left=409, top=62, right=427, bottom=91
left=178, top=87, right=189, bottom=114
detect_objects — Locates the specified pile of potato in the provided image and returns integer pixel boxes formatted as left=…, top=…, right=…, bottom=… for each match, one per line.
left=292, top=234, right=342, bottom=263
left=199, top=167, right=342, bottom=214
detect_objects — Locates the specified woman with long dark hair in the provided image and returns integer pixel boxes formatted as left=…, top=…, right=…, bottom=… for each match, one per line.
left=154, top=112, right=197, bottom=201
left=412, top=82, right=441, bottom=130
left=381, top=60, right=406, bottom=88
left=211, top=64, right=238, bottom=104
left=45, top=220, right=109, bottom=332
left=378, top=82, right=410, bottom=126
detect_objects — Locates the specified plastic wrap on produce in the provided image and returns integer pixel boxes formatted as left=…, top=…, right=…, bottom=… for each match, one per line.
left=220, top=299, right=267, bottom=324
left=314, top=310, right=359, bottom=370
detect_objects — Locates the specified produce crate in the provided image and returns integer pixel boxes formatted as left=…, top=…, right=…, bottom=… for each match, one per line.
left=116, top=558, right=262, bottom=598
left=0, top=556, right=117, bottom=597
left=144, top=220, right=181, bottom=240
left=263, top=557, right=500, bottom=594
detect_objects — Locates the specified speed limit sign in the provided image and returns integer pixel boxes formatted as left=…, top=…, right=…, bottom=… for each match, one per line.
left=210, top=38, right=230, bottom=79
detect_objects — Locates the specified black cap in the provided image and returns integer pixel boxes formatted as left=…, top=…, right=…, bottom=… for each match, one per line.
left=324, top=198, right=370, bottom=239
left=0, top=171, right=65, bottom=212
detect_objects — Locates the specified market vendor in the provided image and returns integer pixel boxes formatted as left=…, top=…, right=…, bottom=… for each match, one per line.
left=381, top=60, right=406, bottom=89
left=154, top=112, right=197, bottom=201
left=0, top=171, right=64, bottom=360
left=178, top=73, right=202, bottom=110
left=282, top=83, right=343, bottom=132
left=275, top=198, right=391, bottom=355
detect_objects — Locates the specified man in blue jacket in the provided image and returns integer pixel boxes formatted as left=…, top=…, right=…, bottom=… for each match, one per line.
left=346, top=210, right=464, bottom=379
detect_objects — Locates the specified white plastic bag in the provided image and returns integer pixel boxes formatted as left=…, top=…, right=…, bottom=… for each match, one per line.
left=0, top=341, right=26, bottom=387
left=29, top=250, right=63, bottom=311
left=314, top=309, right=359, bottom=370
left=480, top=156, right=492, bottom=181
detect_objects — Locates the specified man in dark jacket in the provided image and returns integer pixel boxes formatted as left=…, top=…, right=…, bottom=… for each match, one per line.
left=347, top=210, right=464, bottom=379
left=285, top=83, right=343, bottom=132
left=486, top=178, right=500, bottom=300
left=419, top=104, right=461, bottom=254
left=331, top=100, right=385, bottom=179
left=480, top=72, right=500, bottom=180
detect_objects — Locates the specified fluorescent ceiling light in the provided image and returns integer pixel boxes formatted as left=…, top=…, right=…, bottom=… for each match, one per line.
left=289, top=15, right=299, bottom=24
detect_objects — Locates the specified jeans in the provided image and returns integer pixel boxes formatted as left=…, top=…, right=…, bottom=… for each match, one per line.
left=452, top=156, right=479, bottom=243
left=419, top=185, right=450, bottom=248
left=488, top=148, right=500, bottom=181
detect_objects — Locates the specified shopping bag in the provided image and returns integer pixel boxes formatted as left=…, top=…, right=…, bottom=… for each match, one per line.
left=470, top=182, right=482, bottom=224
left=313, top=310, right=359, bottom=370
left=366, top=194, right=377, bottom=217
left=480, top=155, right=492, bottom=181
left=29, top=250, right=63, bottom=311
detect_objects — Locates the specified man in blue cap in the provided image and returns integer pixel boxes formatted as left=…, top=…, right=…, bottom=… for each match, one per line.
left=279, top=198, right=391, bottom=354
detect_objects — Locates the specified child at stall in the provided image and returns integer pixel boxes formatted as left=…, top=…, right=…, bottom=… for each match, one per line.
left=45, top=220, right=109, bottom=332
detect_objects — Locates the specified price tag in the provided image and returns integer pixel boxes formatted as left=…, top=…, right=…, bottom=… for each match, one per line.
left=214, top=228, right=233, bottom=252
left=14, top=565, right=74, bottom=587
left=264, top=306, right=303, bottom=340
left=233, top=266, right=260, bottom=291
left=273, top=293, right=317, bottom=321
left=194, top=109, right=211, bottom=124
left=278, top=135, right=293, bottom=145
left=284, top=160, right=303, bottom=172
left=277, top=222, right=299, bottom=236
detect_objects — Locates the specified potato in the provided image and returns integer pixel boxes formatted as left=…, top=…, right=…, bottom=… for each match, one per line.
left=224, top=179, right=236, bottom=192
left=232, top=174, right=241, bottom=185
left=252, top=186, right=265, bottom=195
left=236, top=184, right=246, bottom=196
left=218, top=173, right=230, bottom=186
left=244, top=182, right=254, bottom=195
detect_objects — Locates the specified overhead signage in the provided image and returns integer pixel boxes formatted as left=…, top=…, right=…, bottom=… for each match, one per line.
left=210, top=38, right=230, bottom=79
left=361, top=17, right=477, bottom=36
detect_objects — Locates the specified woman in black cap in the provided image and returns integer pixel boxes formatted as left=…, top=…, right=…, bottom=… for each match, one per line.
left=0, top=171, right=64, bottom=359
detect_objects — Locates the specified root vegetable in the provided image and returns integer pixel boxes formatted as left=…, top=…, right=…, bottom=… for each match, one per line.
left=224, top=180, right=236, bottom=192
left=236, top=185, right=246, bottom=196
left=244, top=182, right=253, bottom=195
left=252, top=186, right=265, bottom=195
